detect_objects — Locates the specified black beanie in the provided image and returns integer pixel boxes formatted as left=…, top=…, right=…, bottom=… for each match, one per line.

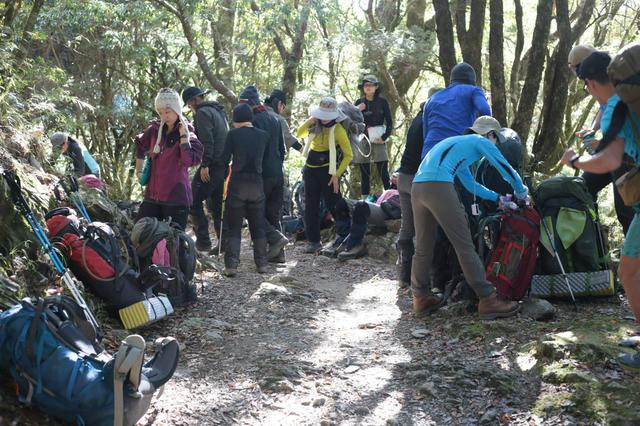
left=450, top=63, right=477, bottom=85
left=233, top=103, right=253, bottom=123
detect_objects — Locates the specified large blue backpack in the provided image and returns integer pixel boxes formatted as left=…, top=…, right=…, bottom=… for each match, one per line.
left=0, top=296, right=180, bottom=425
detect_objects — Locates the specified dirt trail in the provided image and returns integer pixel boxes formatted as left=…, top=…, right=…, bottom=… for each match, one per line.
left=3, top=238, right=640, bottom=425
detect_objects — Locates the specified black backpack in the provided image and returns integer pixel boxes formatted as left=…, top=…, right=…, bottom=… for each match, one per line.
left=131, top=217, right=197, bottom=307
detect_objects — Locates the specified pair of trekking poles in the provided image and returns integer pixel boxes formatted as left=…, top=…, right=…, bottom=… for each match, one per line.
left=1, top=167, right=100, bottom=333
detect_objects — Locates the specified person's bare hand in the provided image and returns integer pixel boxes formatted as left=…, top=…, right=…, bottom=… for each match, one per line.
left=200, top=167, right=210, bottom=182
left=328, top=175, right=339, bottom=194
left=560, top=149, right=578, bottom=166
left=358, top=103, right=366, bottom=111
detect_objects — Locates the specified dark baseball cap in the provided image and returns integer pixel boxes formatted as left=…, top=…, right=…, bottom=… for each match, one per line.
left=576, top=51, right=611, bottom=80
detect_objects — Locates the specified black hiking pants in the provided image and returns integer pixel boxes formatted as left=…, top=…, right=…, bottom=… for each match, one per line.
left=191, top=166, right=225, bottom=247
left=224, top=175, right=267, bottom=268
left=137, top=201, right=189, bottom=231
left=360, top=161, right=391, bottom=196
left=263, top=175, right=285, bottom=244
left=303, top=165, right=341, bottom=244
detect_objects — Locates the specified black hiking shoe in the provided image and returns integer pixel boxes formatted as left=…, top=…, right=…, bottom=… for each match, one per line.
left=304, top=242, right=322, bottom=254
left=223, top=267, right=237, bottom=277
left=257, top=265, right=268, bottom=274
left=196, top=240, right=212, bottom=252
left=268, top=251, right=286, bottom=264
left=618, top=352, right=640, bottom=371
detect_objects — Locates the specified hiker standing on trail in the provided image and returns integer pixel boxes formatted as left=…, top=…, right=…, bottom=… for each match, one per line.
left=354, top=75, right=392, bottom=198
left=50, top=132, right=101, bottom=178
left=568, top=45, right=634, bottom=236
left=297, top=97, right=354, bottom=254
left=421, top=62, right=491, bottom=294
left=134, top=88, right=203, bottom=230
left=411, top=130, right=528, bottom=320
left=560, top=51, right=640, bottom=370
left=239, top=86, right=289, bottom=264
left=265, top=89, right=303, bottom=154
left=182, top=86, right=229, bottom=252
left=395, top=88, right=441, bottom=289
left=221, top=104, right=270, bottom=277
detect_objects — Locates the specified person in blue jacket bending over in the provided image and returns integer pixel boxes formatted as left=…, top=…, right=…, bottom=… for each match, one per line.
left=411, top=124, right=529, bottom=320
left=421, top=62, right=491, bottom=159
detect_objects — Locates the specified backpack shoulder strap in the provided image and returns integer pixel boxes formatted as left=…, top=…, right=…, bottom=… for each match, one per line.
left=596, top=101, right=628, bottom=153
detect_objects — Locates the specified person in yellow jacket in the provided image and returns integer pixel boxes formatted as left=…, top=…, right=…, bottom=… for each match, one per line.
left=297, top=97, right=354, bottom=253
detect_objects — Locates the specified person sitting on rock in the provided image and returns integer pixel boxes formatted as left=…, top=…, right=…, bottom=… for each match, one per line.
left=411, top=131, right=528, bottom=320
left=323, top=174, right=401, bottom=261
left=221, top=104, right=270, bottom=276
left=297, top=97, right=353, bottom=254
left=50, top=132, right=101, bottom=178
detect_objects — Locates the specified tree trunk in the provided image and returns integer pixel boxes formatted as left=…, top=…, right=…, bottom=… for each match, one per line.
left=2, top=0, right=19, bottom=28
left=455, top=0, right=486, bottom=86
left=281, top=3, right=310, bottom=103
left=432, top=0, right=457, bottom=86
left=508, top=0, right=524, bottom=117
left=211, top=0, right=237, bottom=89
left=21, top=0, right=44, bottom=38
left=149, top=0, right=237, bottom=104
left=510, top=0, right=553, bottom=143
left=531, top=0, right=572, bottom=172
left=488, top=0, right=506, bottom=125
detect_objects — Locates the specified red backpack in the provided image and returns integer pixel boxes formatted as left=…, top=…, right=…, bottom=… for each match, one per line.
left=45, top=210, right=145, bottom=310
left=477, top=207, right=541, bottom=301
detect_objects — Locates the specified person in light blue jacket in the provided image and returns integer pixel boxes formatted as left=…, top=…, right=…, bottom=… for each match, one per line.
left=50, top=132, right=101, bottom=178
left=410, top=124, right=528, bottom=320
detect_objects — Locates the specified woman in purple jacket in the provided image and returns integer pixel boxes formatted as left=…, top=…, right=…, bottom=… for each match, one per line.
left=135, top=88, right=203, bottom=229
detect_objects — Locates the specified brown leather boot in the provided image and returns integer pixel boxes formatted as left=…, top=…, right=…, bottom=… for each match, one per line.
left=478, top=291, right=520, bottom=320
left=412, top=293, right=443, bottom=318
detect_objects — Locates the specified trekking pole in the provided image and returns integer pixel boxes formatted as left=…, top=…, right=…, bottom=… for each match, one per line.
left=1, top=168, right=101, bottom=331
left=217, top=165, right=232, bottom=258
left=539, top=213, right=578, bottom=311
left=61, top=175, right=92, bottom=223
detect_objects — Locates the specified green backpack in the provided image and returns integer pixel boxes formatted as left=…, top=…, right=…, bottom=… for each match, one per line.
left=534, top=176, right=607, bottom=274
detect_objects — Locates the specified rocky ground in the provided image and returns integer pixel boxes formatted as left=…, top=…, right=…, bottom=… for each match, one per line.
left=2, top=232, right=640, bottom=426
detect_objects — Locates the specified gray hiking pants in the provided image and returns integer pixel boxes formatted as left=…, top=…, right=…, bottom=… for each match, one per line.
left=411, top=182, right=494, bottom=298
left=397, top=172, right=415, bottom=242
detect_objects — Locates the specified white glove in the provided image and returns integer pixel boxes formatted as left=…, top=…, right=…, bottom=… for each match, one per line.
left=515, top=185, right=529, bottom=201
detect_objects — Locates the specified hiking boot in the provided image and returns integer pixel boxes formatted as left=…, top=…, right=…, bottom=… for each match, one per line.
left=267, top=236, right=289, bottom=260
left=618, top=352, right=640, bottom=371
left=196, top=240, right=212, bottom=253
left=337, top=243, right=366, bottom=261
left=257, top=264, right=268, bottom=274
left=396, top=240, right=414, bottom=289
left=223, top=267, right=237, bottom=277
left=412, top=293, right=443, bottom=318
left=477, top=291, right=520, bottom=320
left=321, top=237, right=347, bottom=257
left=304, top=242, right=322, bottom=254
left=268, top=250, right=286, bottom=264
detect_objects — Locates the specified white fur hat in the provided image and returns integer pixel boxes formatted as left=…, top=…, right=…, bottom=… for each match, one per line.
left=153, top=88, right=189, bottom=154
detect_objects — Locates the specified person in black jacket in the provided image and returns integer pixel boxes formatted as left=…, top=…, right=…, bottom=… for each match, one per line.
left=183, top=86, right=229, bottom=252
left=221, top=104, right=269, bottom=276
left=239, top=85, right=289, bottom=263
left=50, top=132, right=101, bottom=178
left=355, top=75, right=393, bottom=197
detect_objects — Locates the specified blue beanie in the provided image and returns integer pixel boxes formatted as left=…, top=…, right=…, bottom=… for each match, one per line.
left=239, top=85, right=261, bottom=106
